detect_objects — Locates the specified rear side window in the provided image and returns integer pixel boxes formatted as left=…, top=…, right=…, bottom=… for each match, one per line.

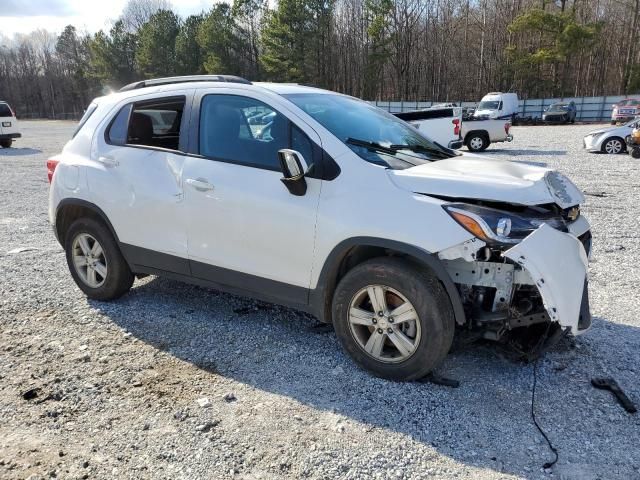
left=0, top=103, right=12, bottom=117
left=106, top=96, right=185, bottom=151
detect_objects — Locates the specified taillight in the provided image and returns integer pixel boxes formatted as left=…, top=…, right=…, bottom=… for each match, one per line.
left=452, top=118, right=460, bottom=136
left=47, top=159, right=59, bottom=183
left=505, top=123, right=511, bottom=134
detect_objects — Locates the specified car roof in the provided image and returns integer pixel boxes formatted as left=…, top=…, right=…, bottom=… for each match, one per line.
left=94, top=80, right=332, bottom=106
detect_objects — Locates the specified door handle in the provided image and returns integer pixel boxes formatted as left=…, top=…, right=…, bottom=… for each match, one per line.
left=98, top=155, right=119, bottom=167
left=186, top=178, right=214, bottom=192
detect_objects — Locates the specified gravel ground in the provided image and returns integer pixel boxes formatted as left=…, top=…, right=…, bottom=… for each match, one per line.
left=1, top=121, right=639, bottom=480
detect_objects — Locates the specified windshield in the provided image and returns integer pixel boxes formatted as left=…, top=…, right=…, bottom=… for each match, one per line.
left=283, top=93, right=456, bottom=169
left=548, top=104, right=568, bottom=112
left=477, top=100, right=500, bottom=110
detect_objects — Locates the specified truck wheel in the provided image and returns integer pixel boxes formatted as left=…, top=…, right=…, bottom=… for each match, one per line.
left=466, top=133, right=488, bottom=152
left=332, top=257, right=454, bottom=381
left=65, top=217, right=134, bottom=300
left=0, top=139, right=12, bottom=148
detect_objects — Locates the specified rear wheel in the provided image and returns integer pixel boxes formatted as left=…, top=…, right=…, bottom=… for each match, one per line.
left=0, top=139, right=12, bottom=148
left=332, top=257, right=454, bottom=381
left=466, top=133, right=489, bottom=152
left=65, top=218, right=134, bottom=300
left=601, top=137, right=625, bottom=154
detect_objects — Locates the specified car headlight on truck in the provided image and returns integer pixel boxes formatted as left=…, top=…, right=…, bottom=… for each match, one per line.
left=443, top=203, right=566, bottom=245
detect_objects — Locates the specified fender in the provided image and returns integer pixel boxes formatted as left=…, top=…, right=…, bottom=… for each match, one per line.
left=310, top=237, right=466, bottom=326
left=54, top=198, right=122, bottom=246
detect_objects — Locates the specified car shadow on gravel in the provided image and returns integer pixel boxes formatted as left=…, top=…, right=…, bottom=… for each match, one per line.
left=91, top=276, right=640, bottom=480
left=0, top=147, right=42, bottom=156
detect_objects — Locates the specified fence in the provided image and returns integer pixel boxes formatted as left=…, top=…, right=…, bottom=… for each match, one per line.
left=369, top=94, right=638, bottom=122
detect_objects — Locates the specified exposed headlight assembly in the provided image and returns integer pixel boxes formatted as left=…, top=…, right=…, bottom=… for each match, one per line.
left=443, top=203, right=566, bottom=245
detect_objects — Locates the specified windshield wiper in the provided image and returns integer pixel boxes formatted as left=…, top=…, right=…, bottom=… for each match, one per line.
left=389, top=143, right=451, bottom=159
left=346, top=138, right=398, bottom=155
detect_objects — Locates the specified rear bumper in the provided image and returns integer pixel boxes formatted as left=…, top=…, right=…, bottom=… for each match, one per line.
left=448, top=139, right=463, bottom=149
left=0, top=133, right=21, bottom=139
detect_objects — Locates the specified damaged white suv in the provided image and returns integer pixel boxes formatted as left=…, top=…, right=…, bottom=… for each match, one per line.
left=48, top=76, right=592, bottom=381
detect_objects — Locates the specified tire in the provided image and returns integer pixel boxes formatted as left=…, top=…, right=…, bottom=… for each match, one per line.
left=466, top=133, right=489, bottom=152
left=332, top=257, right=455, bottom=381
left=0, top=139, right=12, bottom=148
left=631, top=147, right=640, bottom=159
left=601, top=137, right=625, bottom=154
left=64, top=217, right=134, bottom=300
left=611, top=120, right=616, bottom=125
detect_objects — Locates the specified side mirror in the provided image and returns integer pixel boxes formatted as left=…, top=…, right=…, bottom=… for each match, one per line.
left=278, top=149, right=308, bottom=196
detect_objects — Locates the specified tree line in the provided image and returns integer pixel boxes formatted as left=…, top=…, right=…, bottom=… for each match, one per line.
left=0, top=0, right=638, bottom=118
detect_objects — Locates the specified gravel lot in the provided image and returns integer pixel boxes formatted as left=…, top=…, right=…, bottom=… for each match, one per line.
left=1, top=121, right=639, bottom=480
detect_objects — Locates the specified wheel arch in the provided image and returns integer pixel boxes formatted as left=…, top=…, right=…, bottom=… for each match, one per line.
left=464, top=129, right=489, bottom=143
left=310, top=237, right=466, bottom=326
left=55, top=199, right=121, bottom=249
left=601, top=135, right=626, bottom=153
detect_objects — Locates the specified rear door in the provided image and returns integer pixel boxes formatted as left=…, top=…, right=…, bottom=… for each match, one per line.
left=88, top=92, right=193, bottom=273
left=181, top=89, right=322, bottom=305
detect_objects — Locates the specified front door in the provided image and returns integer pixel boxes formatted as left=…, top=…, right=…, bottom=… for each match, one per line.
left=182, top=91, right=322, bottom=305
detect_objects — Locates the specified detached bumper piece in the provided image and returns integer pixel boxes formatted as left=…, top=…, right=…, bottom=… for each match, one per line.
left=504, top=224, right=590, bottom=334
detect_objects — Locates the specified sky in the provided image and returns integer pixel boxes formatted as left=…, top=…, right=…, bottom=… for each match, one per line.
left=0, top=0, right=213, bottom=38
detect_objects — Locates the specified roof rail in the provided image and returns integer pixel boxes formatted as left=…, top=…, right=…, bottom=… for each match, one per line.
left=119, top=75, right=252, bottom=92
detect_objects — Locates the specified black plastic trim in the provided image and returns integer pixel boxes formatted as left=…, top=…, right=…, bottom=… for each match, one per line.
left=121, top=243, right=310, bottom=311
left=310, top=237, right=467, bottom=325
left=54, top=199, right=122, bottom=250
left=0, top=133, right=21, bottom=139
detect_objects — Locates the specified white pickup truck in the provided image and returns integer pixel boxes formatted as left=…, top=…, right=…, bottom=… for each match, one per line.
left=394, top=107, right=463, bottom=150
left=461, top=118, right=513, bottom=152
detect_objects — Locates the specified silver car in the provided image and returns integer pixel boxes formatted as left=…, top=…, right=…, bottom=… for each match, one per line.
left=583, top=119, right=639, bottom=154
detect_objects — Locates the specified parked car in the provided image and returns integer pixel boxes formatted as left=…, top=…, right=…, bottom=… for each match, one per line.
left=0, top=101, right=21, bottom=148
left=625, top=124, right=640, bottom=158
left=473, top=92, right=519, bottom=120
left=461, top=118, right=513, bottom=151
left=543, top=101, right=577, bottom=123
left=611, top=99, right=640, bottom=124
left=583, top=119, right=640, bottom=154
left=48, top=75, right=592, bottom=381
left=394, top=107, right=463, bottom=149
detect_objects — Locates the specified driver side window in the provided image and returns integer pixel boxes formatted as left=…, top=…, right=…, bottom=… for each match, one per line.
left=199, top=95, right=289, bottom=170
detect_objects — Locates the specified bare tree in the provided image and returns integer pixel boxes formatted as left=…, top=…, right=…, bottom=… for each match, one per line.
left=120, top=0, right=173, bottom=32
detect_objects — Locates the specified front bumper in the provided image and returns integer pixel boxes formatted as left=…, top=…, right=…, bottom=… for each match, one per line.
left=504, top=224, right=590, bottom=334
left=583, top=135, right=602, bottom=152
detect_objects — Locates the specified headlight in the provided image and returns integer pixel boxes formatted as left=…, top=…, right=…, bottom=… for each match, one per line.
left=443, top=203, right=566, bottom=245
left=589, top=132, right=604, bottom=141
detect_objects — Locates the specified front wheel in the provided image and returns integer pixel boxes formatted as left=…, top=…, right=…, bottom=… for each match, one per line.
left=601, top=137, right=625, bottom=154
left=466, top=133, right=489, bottom=152
left=0, top=139, right=12, bottom=148
left=65, top=218, right=134, bottom=300
left=332, top=257, right=454, bottom=381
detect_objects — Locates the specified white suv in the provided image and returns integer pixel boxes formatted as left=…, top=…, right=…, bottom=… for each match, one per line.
left=48, top=76, right=592, bottom=380
left=0, top=101, right=21, bottom=148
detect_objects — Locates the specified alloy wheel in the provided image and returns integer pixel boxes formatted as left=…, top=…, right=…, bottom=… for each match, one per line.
left=348, top=285, right=421, bottom=363
left=605, top=139, right=623, bottom=154
left=71, top=233, right=108, bottom=288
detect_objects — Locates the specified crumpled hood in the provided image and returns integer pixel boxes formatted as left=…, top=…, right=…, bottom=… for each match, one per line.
left=387, top=155, right=585, bottom=208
